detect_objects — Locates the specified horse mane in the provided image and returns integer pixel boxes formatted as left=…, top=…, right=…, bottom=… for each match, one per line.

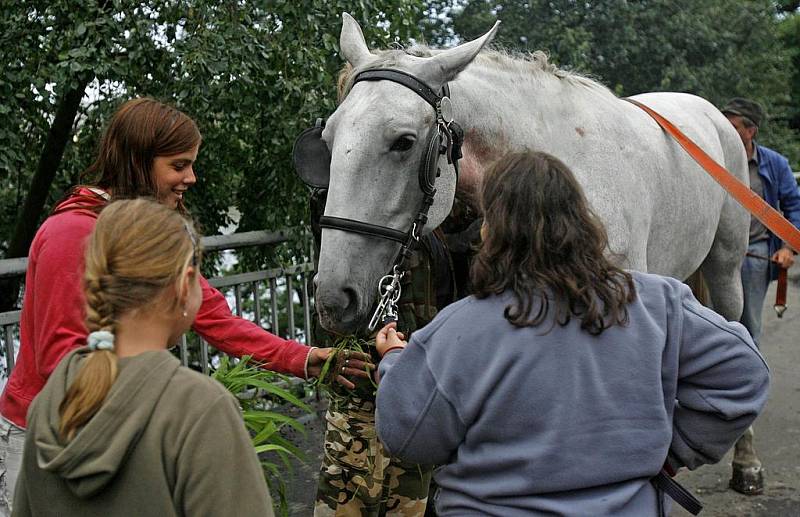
left=339, top=45, right=613, bottom=98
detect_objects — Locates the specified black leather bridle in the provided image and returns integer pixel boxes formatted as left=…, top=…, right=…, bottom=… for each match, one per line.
left=292, top=68, right=463, bottom=330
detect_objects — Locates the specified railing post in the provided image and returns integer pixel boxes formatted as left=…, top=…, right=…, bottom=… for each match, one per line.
left=200, top=339, right=210, bottom=375
left=234, top=284, right=243, bottom=316
left=269, top=277, right=279, bottom=336
left=253, top=281, right=262, bottom=326
left=3, top=325, right=15, bottom=373
left=302, top=272, right=312, bottom=346
left=286, top=274, right=295, bottom=340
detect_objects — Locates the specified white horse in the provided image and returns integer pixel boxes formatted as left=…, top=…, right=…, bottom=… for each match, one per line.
left=314, top=13, right=748, bottom=335
left=311, top=12, right=759, bottom=495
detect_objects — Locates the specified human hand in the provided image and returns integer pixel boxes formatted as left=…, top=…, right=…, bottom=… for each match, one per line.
left=306, top=347, right=374, bottom=390
left=375, top=321, right=406, bottom=357
left=772, top=247, right=795, bottom=269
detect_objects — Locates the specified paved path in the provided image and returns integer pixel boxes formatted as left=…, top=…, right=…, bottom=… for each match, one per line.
left=279, top=269, right=800, bottom=516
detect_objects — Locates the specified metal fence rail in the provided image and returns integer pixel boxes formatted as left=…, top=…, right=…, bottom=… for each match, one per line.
left=0, top=229, right=314, bottom=380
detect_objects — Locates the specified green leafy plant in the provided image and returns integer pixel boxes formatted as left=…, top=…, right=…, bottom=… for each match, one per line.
left=212, top=355, right=312, bottom=516
left=313, top=335, right=377, bottom=392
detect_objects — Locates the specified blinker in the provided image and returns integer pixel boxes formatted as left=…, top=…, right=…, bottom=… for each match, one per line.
left=292, top=118, right=331, bottom=189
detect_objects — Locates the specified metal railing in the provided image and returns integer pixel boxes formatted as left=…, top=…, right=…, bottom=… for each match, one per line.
left=0, top=229, right=315, bottom=380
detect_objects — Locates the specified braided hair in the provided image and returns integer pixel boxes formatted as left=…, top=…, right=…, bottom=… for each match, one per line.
left=59, top=199, right=202, bottom=441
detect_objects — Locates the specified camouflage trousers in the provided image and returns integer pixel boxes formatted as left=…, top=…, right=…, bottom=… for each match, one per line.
left=314, top=392, right=432, bottom=517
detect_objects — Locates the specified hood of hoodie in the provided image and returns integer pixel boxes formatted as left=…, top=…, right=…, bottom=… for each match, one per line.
left=50, top=187, right=109, bottom=217
left=27, top=348, right=180, bottom=498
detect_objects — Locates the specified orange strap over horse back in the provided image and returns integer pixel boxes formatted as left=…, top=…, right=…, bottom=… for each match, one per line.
left=625, top=98, right=800, bottom=253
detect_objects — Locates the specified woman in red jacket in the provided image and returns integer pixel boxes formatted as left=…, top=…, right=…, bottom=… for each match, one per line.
left=0, top=98, right=370, bottom=515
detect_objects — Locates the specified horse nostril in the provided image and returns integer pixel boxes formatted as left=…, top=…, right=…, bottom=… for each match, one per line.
left=341, top=287, right=358, bottom=313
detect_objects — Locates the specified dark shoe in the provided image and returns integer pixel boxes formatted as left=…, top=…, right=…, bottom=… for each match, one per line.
left=729, top=465, right=764, bottom=495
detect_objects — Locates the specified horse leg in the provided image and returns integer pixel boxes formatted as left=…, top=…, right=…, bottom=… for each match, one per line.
left=697, top=193, right=747, bottom=321
left=698, top=209, right=765, bottom=495
left=730, top=427, right=764, bottom=495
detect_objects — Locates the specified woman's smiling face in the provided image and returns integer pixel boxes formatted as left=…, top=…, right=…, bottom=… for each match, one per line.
left=152, top=144, right=199, bottom=209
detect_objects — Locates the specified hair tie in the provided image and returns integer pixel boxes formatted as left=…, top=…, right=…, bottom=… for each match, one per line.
left=87, top=330, right=115, bottom=351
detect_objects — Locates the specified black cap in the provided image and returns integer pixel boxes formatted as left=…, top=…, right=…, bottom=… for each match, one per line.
left=721, top=98, right=765, bottom=127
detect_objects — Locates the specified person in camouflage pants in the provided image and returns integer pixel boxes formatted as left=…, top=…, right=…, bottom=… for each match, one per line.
left=310, top=188, right=456, bottom=517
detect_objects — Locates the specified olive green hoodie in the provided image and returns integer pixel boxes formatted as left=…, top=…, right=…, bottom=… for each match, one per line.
left=13, top=348, right=274, bottom=516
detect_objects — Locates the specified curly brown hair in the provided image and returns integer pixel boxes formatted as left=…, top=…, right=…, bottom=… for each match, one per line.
left=471, top=151, right=636, bottom=335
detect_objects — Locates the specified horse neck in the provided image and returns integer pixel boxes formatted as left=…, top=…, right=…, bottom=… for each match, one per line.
left=450, top=64, right=617, bottom=203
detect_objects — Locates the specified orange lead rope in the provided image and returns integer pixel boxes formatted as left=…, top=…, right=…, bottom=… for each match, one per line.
left=626, top=97, right=797, bottom=316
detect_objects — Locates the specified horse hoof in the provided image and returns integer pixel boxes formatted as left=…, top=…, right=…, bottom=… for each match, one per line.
left=729, top=465, right=764, bottom=495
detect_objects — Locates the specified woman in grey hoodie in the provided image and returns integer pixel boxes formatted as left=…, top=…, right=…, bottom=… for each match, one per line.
left=373, top=151, right=770, bottom=516
left=13, top=199, right=274, bottom=516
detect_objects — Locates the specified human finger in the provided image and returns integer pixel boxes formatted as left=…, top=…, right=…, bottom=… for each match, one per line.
left=341, top=366, right=372, bottom=379
left=344, top=350, right=372, bottom=362
left=335, top=374, right=356, bottom=390
left=345, top=358, right=374, bottom=372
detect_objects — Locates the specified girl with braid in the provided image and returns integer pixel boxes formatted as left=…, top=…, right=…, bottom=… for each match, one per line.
left=13, top=199, right=274, bottom=516
left=0, top=98, right=371, bottom=514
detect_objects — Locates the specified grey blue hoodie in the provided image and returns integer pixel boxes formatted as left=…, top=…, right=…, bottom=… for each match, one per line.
left=376, top=272, right=770, bottom=516
left=13, top=348, right=274, bottom=516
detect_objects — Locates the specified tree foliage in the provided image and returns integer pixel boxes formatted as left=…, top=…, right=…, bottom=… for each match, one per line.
left=0, top=0, right=424, bottom=271
left=426, top=0, right=800, bottom=167
left=2, top=0, right=799, bottom=283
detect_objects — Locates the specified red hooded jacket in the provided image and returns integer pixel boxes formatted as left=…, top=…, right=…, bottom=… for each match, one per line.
left=0, top=189, right=312, bottom=428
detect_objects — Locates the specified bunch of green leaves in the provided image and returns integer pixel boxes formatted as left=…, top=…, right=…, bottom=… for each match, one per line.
left=212, top=355, right=311, bottom=516
left=313, top=335, right=376, bottom=392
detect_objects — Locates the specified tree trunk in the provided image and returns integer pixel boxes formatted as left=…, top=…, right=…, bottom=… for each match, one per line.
left=0, top=76, right=91, bottom=311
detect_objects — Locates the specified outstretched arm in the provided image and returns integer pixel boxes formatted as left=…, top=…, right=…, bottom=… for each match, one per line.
left=193, top=277, right=373, bottom=385
left=193, top=276, right=310, bottom=377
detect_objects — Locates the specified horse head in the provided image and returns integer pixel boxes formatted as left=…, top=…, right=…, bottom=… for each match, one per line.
left=312, top=13, right=498, bottom=335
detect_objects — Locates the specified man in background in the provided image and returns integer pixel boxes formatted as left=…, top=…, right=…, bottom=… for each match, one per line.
left=721, top=97, right=800, bottom=495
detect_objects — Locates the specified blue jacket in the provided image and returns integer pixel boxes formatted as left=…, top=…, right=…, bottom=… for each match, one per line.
left=755, top=143, right=800, bottom=280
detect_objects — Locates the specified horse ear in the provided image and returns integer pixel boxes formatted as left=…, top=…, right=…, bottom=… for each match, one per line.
left=425, top=21, right=500, bottom=83
left=340, top=13, right=372, bottom=68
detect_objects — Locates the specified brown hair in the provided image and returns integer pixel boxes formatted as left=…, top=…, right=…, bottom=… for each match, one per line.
left=59, top=198, right=202, bottom=441
left=471, top=151, right=636, bottom=335
left=61, top=98, right=201, bottom=214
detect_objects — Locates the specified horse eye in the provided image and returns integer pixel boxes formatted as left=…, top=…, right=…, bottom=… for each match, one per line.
left=390, top=135, right=415, bottom=152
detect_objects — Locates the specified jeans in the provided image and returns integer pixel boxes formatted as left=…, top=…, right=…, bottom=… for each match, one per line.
left=0, top=415, right=25, bottom=517
left=740, top=240, right=771, bottom=347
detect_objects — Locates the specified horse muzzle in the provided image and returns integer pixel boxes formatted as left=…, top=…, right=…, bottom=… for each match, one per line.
left=314, top=275, right=371, bottom=336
